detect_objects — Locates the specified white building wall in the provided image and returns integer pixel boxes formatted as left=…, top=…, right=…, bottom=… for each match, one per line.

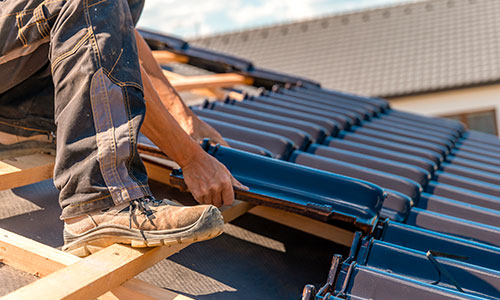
left=388, top=84, right=500, bottom=135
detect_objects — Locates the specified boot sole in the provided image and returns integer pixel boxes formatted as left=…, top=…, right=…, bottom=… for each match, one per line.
left=62, top=206, right=224, bottom=257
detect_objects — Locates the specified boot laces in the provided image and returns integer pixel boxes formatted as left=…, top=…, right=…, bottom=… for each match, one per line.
left=129, top=197, right=159, bottom=230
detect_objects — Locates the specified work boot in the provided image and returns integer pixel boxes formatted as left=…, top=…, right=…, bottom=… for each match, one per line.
left=62, top=197, right=224, bottom=257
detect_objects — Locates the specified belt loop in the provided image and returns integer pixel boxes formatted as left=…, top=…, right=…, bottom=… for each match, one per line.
left=34, top=4, right=49, bottom=38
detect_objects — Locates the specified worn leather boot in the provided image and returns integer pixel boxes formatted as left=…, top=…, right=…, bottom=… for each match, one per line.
left=62, top=198, right=224, bottom=257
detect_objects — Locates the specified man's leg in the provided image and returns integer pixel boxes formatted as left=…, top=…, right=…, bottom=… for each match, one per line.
left=49, top=0, right=151, bottom=217
left=0, top=0, right=224, bottom=256
left=51, top=0, right=224, bottom=256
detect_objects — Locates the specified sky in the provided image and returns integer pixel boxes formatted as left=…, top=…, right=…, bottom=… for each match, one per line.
left=137, top=0, right=417, bottom=39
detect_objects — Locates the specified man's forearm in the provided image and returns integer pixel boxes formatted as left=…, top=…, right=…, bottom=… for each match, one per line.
left=139, top=65, right=201, bottom=167
left=134, top=29, right=227, bottom=145
left=139, top=64, right=246, bottom=206
left=134, top=29, right=195, bottom=132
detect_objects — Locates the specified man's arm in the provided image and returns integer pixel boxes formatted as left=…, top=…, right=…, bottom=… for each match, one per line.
left=139, top=65, right=246, bottom=207
left=134, top=29, right=228, bottom=146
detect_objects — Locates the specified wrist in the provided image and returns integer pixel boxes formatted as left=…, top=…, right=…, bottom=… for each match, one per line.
left=176, top=139, right=205, bottom=168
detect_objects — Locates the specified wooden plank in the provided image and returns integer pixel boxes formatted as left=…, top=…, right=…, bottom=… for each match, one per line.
left=1, top=241, right=188, bottom=300
left=143, top=156, right=178, bottom=185
left=221, top=201, right=255, bottom=223
left=152, top=51, right=189, bottom=64
left=249, top=206, right=354, bottom=247
left=191, top=87, right=226, bottom=99
left=162, top=70, right=185, bottom=81
left=169, top=73, right=253, bottom=91
left=114, top=279, right=192, bottom=300
left=0, top=228, right=190, bottom=300
left=227, top=91, right=245, bottom=101
left=0, top=153, right=54, bottom=190
left=0, top=132, right=50, bottom=145
left=161, top=70, right=229, bottom=98
left=0, top=227, right=77, bottom=277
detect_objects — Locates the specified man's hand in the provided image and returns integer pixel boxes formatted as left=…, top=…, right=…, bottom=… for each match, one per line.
left=182, top=149, right=248, bottom=207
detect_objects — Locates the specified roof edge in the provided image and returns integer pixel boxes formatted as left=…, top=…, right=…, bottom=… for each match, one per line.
left=382, top=80, right=500, bottom=99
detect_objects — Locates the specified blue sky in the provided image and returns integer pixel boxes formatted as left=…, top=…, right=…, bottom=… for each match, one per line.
left=138, top=0, right=418, bottom=38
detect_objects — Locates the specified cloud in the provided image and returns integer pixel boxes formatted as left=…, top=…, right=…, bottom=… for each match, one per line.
left=226, top=0, right=322, bottom=26
left=137, top=0, right=415, bottom=38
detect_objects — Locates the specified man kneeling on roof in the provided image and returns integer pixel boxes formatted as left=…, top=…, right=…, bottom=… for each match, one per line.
left=0, top=0, right=247, bottom=256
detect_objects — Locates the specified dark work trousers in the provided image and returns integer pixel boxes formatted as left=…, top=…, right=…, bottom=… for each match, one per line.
left=0, top=0, right=153, bottom=219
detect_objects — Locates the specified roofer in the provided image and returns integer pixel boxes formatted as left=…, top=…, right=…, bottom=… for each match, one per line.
left=0, top=0, right=246, bottom=256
